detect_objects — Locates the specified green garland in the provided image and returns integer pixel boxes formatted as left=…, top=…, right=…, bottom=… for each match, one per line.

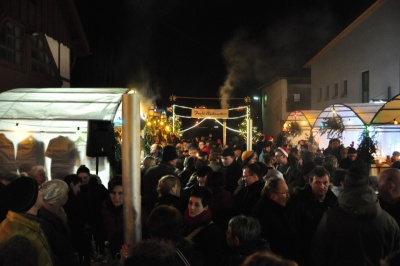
left=319, top=114, right=345, bottom=138
left=288, top=122, right=302, bottom=137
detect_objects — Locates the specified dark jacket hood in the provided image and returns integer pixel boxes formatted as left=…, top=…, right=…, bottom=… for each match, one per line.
left=338, top=186, right=381, bottom=220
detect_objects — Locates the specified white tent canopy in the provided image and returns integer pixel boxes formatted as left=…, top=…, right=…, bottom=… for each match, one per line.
left=0, top=88, right=129, bottom=132
left=312, top=102, right=385, bottom=149
left=283, top=110, right=321, bottom=146
left=285, top=110, right=321, bottom=128
left=369, top=94, right=400, bottom=158
left=371, top=94, right=400, bottom=125
left=0, top=88, right=131, bottom=184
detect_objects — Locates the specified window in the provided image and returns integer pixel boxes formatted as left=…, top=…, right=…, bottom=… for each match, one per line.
left=0, top=20, right=23, bottom=65
left=31, top=34, right=56, bottom=77
left=294, top=94, right=300, bottom=102
left=263, top=93, right=267, bottom=107
left=326, top=86, right=329, bottom=100
left=342, top=80, right=348, bottom=97
left=334, top=83, right=338, bottom=98
left=318, top=88, right=322, bottom=101
left=362, top=71, right=369, bottom=103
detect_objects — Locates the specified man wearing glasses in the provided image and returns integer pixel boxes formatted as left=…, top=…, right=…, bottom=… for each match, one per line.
left=234, top=164, right=265, bottom=215
left=250, top=177, right=298, bottom=262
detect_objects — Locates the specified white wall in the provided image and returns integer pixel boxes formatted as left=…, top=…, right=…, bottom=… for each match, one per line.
left=46, top=35, right=71, bottom=88
left=262, top=79, right=288, bottom=138
left=311, top=0, right=400, bottom=110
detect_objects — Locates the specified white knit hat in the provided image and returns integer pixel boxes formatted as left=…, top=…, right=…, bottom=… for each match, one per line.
left=41, top=179, right=69, bottom=205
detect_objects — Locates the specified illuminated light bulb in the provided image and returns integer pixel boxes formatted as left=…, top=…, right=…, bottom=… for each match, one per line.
left=394, top=119, right=398, bottom=125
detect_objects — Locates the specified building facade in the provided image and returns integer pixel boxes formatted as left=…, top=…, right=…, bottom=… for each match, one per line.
left=0, top=0, right=90, bottom=91
left=261, top=77, right=311, bottom=138
left=305, top=0, right=400, bottom=110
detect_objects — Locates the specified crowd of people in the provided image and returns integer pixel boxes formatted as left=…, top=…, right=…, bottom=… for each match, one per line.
left=1, top=134, right=400, bottom=266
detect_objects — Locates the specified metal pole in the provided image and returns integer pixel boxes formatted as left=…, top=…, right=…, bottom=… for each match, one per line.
left=249, top=119, right=253, bottom=151
left=122, top=92, right=142, bottom=246
left=172, top=105, right=175, bottom=133
left=223, top=120, right=227, bottom=147
left=246, top=106, right=251, bottom=151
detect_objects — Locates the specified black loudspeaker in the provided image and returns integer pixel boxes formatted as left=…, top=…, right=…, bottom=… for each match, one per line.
left=86, top=120, right=114, bottom=157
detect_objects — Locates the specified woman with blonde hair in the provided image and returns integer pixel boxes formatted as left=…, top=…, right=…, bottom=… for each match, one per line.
left=38, top=179, right=76, bottom=265
left=155, top=175, right=184, bottom=213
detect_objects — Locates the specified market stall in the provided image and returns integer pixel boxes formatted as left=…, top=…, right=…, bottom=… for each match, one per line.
left=282, top=110, right=321, bottom=146
left=312, top=103, right=384, bottom=150
left=370, top=94, right=400, bottom=159
left=0, top=88, right=130, bottom=184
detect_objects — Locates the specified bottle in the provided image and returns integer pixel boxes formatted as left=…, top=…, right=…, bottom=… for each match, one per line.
left=103, top=241, right=113, bottom=263
left=90, top=235, right=98, bottom=265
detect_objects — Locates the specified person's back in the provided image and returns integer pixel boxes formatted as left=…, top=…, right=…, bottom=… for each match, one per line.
left=312, top=170, right=400, bottom=266
left=208, top=171, right=234, bottom=232
left=125, top=239, right=191, bottom=266
left=143, top=145, right=179, bottom=214
left=0, top=177, right=53, bottom=266
left=179, top=156, right=197, bottom=186
left=145, top=205, right=204, bottom=266
left=38, top=179, right=76, bottom=266
left=224, top=215, right=270, bottom=266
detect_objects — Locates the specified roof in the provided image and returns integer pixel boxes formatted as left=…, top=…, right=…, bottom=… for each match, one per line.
left=371, top=94, right=400, bottom=125
left=285, top=110, right=321, bottom=128
left=0, top=88, right=130, bottom=132
left=304, top=0, right=386, bottom=68
left=313, top=103, right=385, bottom=130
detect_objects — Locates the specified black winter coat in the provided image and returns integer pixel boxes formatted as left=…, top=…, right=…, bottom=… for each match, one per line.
left=155, top=194, right=185, bottom=214
left=143, top=161, right=179, bottom=214
left=223, top=238, right=270, bottom=266
left=101, top=198, right=123, bottom=258
left=188, top=222, right=225, bottom=266
left=222, top=160, right=243, bottom=195
left=251, top=197, right=299, bottom=261
left=234, top=179, right=265, bottom=215
left=38, top=207, right=76, bottom=266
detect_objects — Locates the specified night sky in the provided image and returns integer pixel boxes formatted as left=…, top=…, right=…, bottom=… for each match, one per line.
left=72, top=0, right=376, bottom=110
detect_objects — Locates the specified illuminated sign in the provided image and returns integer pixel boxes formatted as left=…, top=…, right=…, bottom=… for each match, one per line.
left=191, top=109, right=229, bottom=119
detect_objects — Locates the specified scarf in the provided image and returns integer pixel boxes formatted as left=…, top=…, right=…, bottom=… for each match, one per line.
left=183, top=208, right=212, bottom=233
